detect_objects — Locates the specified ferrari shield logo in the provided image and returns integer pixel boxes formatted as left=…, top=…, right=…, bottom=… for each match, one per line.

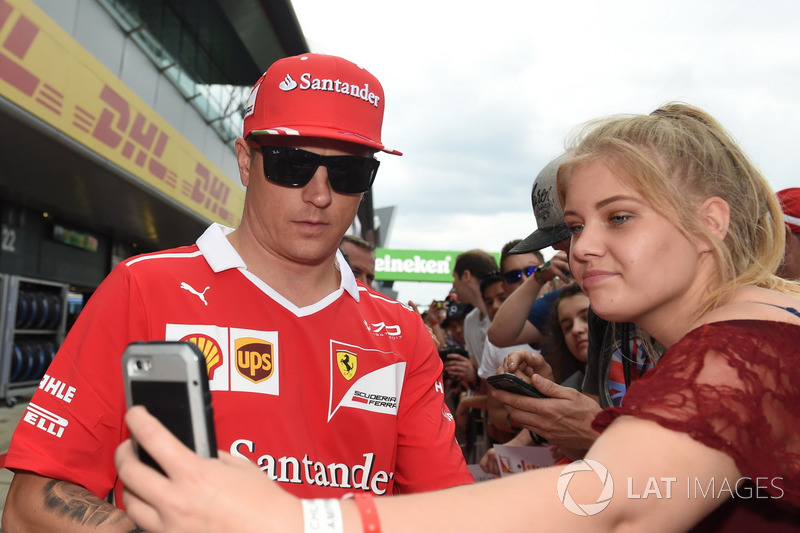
left=337, top=350, right=358, bottom=380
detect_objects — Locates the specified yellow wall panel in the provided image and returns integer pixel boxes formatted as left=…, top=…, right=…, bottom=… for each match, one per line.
left=0, top=0, right=244, bottom=226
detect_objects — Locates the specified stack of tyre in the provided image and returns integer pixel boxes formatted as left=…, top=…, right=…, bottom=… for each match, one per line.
left=11, top=290, right=62, bottom=383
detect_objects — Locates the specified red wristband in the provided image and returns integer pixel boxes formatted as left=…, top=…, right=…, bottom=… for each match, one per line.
left=352, top=492, right=380, bottom=533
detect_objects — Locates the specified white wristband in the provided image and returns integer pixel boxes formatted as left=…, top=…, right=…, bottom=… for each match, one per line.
left=302, top=498, right=344, bottom=533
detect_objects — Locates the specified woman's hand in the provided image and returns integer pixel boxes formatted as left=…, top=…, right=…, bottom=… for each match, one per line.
left=116, top=406, right=302, bottom=533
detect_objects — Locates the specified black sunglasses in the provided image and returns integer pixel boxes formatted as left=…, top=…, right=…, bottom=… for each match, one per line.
left=252, top=144, right=379, bottom=194
left=503, top=265, right=537, bottom=284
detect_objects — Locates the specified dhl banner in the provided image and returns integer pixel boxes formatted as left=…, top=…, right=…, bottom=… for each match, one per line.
left=0, top=0, right=243, bottom=226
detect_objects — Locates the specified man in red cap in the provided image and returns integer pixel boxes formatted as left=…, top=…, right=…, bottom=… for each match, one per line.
left=3, top=54, right=471, bottom=532
left=777, top=187, right=800, bottom=280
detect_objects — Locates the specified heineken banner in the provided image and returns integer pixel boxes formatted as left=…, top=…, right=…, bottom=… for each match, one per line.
left=374, top=249, right=501, bottom=282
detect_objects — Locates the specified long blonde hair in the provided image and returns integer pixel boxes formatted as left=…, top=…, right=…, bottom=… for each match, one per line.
left=558, top=102, right=800, bottom=317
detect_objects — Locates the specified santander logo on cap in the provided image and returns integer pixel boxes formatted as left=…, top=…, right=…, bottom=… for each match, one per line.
left=243, top=53, right=401, bottom=156
left=278, top=74, right=298, bottom=91
left=279, top=72, right=382, bottom=109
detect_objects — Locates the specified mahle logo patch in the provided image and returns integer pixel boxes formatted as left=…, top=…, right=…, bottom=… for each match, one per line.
left=337, top=350, right=358, bottom=380
left=235, top=338, right=274, bottom=383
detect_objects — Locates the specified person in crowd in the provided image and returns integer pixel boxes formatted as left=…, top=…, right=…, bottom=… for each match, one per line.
left=481, top=156, right=604, bottom=457
left=339, top=233, right=377, bottom=287
left=777, top=187, right=800, bottom=280
left=499, top=239, right=546, bottom=289
left=540, top=282, right=589, bottom=387
left=407, top=298, right=448, bottom=349
left=477, top=239, right=544, bottom=382
left=116, top=102, right=800, bottom=532
left=487, top=156, right=573, bottom=349
left=407, top=295, right=471, bottom=443
left=487, top=153, right=655, bottom=458
left=457, top=270, right=529, bottom=445
left=441, top=301, right=471, bottom=349
left=446, top=286, right=459, bottom=303
left=3, top=53, right=472, bottom=532
left=469, top=241, right=546, bottom=447
left=446, top=250, right=498, bottom=390
left=479, top=282, right=590, bottom=473
left=424, top=299, right=449, bottom=347
left=436, top=301, right=473, bottom=425
left=448, top=267, right=504, bottom=460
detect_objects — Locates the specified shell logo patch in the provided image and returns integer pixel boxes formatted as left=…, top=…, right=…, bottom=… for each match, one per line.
left=337, top=350, right=358, bottom=380
left=180, top=333, right=223, bottom=379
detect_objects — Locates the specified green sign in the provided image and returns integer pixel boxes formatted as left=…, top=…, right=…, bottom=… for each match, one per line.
left=374, top=248, right=500, bottom=282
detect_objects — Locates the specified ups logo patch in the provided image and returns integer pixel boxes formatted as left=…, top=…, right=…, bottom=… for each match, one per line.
left=337, top=350, right=358, bottom=380
left=235, top=338, right=274, bottom=383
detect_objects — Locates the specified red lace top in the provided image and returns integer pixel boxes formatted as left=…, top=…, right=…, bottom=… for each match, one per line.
left=594, top=320, right=800, bottom=506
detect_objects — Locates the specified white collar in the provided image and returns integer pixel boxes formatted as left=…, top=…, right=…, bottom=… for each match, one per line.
left=196, top=223, right=360, bottom=301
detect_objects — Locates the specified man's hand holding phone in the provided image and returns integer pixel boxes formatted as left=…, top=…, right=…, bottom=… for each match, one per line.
left=490, top=350, right=601, bottom=455
left=486, top=373, right=549, bottom=398
left=442, top=349, right=477, bottom=388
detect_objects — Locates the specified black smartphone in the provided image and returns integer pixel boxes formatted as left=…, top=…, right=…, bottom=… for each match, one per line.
left=122, top=341, right=217, bottom=473
left=487, top=373, right=549, bottom=399
left=438, top=346, right=468, bottom=363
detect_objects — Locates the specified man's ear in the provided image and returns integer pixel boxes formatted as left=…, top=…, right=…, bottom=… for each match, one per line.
left=697, top=196, right=730, bottom=250
left=235, top=137, right=253, bottom=187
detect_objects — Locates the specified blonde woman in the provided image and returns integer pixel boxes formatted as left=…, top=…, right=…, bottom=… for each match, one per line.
left=116, top=103, right=800, bottom=532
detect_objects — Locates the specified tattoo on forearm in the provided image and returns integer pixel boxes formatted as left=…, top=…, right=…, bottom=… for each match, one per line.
left=42, top=480, right=120, bottom=527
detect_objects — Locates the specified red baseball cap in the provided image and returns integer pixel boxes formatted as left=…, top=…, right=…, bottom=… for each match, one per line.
left=777, top=187, right=800, bottom=233
left=243, top=53, right=401, bottom=155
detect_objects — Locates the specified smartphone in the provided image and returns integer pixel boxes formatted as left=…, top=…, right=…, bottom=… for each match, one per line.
left=438, top=346, right=469, bottom=363
left=122, top=341, right=217, bottom=473
left=487, top=373, right=549, bottom=399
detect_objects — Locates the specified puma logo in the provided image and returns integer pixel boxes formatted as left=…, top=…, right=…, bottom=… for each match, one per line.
left=180, top=282, right=210, bottom=306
